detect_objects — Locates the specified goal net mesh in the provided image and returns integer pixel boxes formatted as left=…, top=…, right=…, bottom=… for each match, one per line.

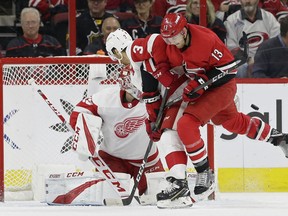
left=1, top=57, right=121, bottom=200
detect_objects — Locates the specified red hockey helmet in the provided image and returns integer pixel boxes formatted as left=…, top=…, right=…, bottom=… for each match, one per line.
left=161, top=13, right=187, bottom=39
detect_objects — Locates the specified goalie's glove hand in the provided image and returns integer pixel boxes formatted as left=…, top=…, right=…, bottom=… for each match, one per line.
left=142, top=91, right=162, bottom=122
left=183, top=74, right=208, bottom=102
left=145, top=119, right=162, bottom=142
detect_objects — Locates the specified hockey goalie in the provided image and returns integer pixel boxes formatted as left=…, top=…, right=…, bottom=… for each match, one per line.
left=45, top=65, right=165, bottom=205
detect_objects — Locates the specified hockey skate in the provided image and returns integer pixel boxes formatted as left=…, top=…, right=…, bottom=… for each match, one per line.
left=268, top=129, right=288, bottom=158
left=194, top=168, right=215, bottom=201
left=156, top=176, right=193, bottom=209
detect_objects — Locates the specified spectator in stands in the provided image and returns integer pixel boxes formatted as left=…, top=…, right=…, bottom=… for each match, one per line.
left=252, top=15, right=288, bottom=78
left=214, top=0, right=242, bottom=21
left=28, top=0, right=68, bottom=25
left=121, top=0, right=163, bottom=39
left=83, top=17, right=121, bottom=55
left=224, top=0, right=280, bottom=77
left=215, top=0, right=288, bottom=22
left=5, top=7, right=65, bottom=57
left=151, top=0, right=187, bottom=17
left=260, top=0, right=288, bottom=21
left=28, top=0, right=69, bottom=47
left=186, top=0, right=227, bottom=43
left=76, top=0, right=114, bottom=54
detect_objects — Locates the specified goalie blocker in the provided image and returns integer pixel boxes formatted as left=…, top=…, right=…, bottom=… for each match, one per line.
left=72, top=113, right=104, bottom=161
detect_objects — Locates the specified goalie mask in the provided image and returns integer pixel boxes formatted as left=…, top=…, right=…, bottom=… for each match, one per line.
left=118, top=65, right=142, bottom=100
left=106, top=28, right=133, bottom=61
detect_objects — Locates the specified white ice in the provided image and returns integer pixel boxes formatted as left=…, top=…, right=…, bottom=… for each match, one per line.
left=1, top=193, right=288, bottom=216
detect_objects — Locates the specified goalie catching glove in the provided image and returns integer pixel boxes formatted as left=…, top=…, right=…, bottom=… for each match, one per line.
left=142, top=91, right=162, bottom=141
left=183, top=74, right=209, bottom=102
left=72, top=113, right=103, bottom=161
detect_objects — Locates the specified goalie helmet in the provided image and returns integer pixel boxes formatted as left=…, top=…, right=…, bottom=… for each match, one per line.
left=118, top=65, right=142, bottom=100
left=106, top=28, right=133, bottom=61
left=160, top=13, right=187, bottom=44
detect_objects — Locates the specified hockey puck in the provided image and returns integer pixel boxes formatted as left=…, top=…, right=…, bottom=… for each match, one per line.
left=251, top=104, right=259, bottom=110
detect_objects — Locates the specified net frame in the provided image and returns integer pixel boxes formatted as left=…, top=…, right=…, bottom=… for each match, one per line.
left=0, top=56, right=119, bottom=201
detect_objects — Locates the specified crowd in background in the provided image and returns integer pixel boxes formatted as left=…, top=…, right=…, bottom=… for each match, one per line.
left=0, top=0, right=287, bottom=77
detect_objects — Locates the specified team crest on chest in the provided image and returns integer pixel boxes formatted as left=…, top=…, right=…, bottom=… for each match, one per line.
left=114, top=115, right=146, bottom=138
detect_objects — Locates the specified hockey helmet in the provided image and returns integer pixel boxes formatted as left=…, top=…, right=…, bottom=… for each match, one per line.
left=106, top=28, right=132, bottom=61
left=160, top=13, right=187, bottom=44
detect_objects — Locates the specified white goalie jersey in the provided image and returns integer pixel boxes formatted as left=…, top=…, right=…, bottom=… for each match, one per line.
left=70, top=86, right=157, bottom=162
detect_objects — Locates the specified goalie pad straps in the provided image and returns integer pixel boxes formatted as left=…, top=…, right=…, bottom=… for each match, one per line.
left=73, top=113, right=103, bottom=161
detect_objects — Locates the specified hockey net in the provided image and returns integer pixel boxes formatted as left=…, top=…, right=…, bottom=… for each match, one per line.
left=0, top=56, right=214, bottom=202
left=0, top=56, right=122, bottom=201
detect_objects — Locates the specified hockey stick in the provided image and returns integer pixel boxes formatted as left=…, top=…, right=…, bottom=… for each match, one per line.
left=104, top=89, right=169, bottom=206
left=165, top=32, right=249, bottom=108
left=28, top=79, right=136, bottom=203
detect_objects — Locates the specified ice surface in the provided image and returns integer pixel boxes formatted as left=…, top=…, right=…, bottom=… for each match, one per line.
left=1, top=193, right=288, bottom=216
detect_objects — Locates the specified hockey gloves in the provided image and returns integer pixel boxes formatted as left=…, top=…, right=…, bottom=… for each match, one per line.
left=142, top=91, right=162, bottom=141
left=145, top=119, right=162, bottom=142
left=183, top=74, right=208, bottom=102
left=152, top=62, right=178, bottom=87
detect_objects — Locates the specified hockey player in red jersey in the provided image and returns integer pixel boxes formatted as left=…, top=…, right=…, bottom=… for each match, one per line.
left=156, top=12, right=288, bottom=208
left=106, top=28, right=194, bottom=208
left=106, top=25, right=288, bottom=208
left=69, top=66, right=165, bottom=197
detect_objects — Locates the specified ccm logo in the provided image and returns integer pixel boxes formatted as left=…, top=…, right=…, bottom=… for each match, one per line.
left=66, top=172, right=85, bottom=178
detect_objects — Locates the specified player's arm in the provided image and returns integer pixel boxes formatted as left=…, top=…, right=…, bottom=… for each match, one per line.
left=150, top=35, right=178, bottom=87
left=134, top=34, right=177, bottom=87
left=183, top=39, right=237, bottom=102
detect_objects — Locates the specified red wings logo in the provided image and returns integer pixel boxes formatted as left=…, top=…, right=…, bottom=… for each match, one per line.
left=114, top=115, right=146, bottom=138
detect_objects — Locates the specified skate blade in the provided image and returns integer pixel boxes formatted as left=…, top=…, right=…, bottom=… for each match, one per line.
left=140, top=194, right=157, bottom=205
left=193, top=182, right=216, bottom=202
left=157, top=196, right=193, bottom=209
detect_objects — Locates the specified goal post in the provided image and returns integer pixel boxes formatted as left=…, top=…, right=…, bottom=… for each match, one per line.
left=0, top=56, right=215, bottom=202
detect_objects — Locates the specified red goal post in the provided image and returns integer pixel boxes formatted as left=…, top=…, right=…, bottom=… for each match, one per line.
left=0, top=56, right=215, bottom=202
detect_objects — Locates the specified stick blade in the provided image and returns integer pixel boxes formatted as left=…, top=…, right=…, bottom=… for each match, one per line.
left=103, top=198, right=124, bottom=206
left=103, top=196, right=139, bottom=206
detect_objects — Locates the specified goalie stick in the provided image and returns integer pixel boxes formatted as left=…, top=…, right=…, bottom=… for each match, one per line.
left=104, top=89, right=169, bottom=206
left=28, top=79, right=139, bottom=204
left=165, top=31, right=249, bottom=108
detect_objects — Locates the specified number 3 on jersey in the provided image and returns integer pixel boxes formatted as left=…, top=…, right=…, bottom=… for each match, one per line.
left=132, top=45, right=143, bottom=55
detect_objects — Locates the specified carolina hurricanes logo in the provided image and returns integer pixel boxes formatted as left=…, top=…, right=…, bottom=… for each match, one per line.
left=246, top=32, right=269, bottom=49
left=114, top=115, right=146, bottom=138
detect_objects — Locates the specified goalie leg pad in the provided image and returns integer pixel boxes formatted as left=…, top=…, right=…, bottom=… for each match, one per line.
left=45, top=171, right=131, bottom=205
left=73, top=113, right=103, bottom=161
